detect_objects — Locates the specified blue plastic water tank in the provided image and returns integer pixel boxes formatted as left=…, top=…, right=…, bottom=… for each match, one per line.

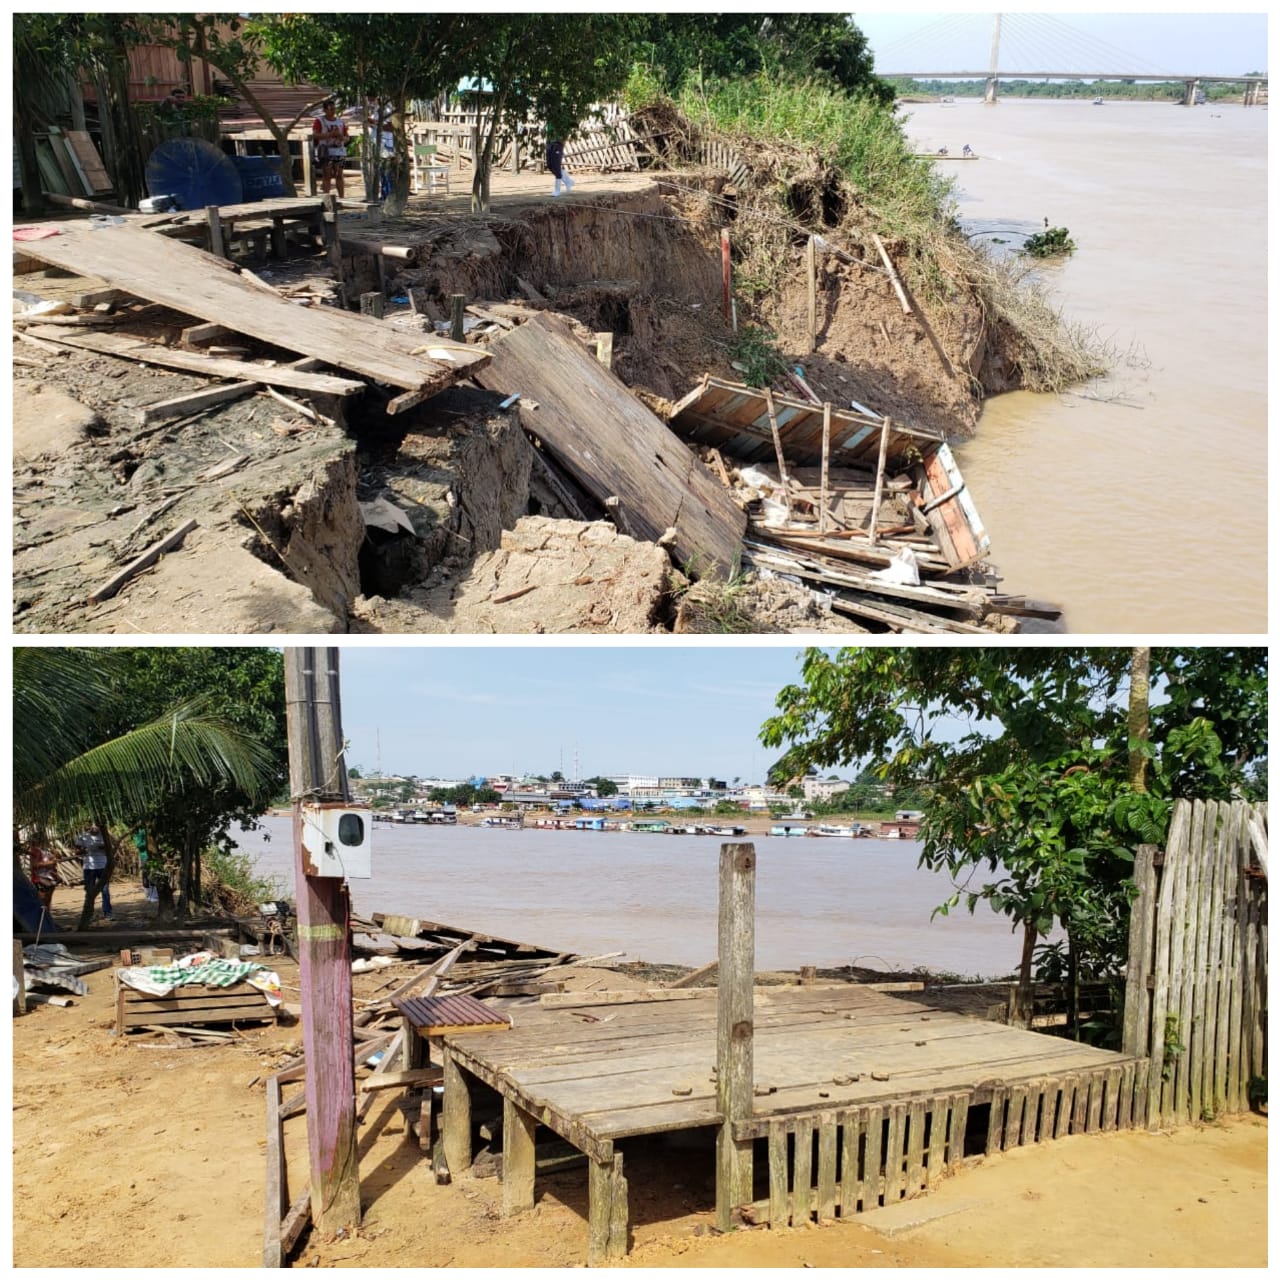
left=145, top=137, right=242, bottom=211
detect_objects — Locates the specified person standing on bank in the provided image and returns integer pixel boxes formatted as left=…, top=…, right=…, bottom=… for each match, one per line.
left=546, top=136, right=574, bottom=197
left=73, top=824, right=111, bottom=930
left=312, top=98, right=349, bottom=198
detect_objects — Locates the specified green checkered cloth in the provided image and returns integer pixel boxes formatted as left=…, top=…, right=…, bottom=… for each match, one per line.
left=143, top=958, right=263, bottom=990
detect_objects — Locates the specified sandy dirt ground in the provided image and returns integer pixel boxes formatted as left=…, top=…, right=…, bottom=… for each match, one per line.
left=12, top=881, right=1267, bottom=1269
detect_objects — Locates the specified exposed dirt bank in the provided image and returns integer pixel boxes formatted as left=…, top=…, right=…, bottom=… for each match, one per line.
left=13, top=882, right=1266, bottom=1269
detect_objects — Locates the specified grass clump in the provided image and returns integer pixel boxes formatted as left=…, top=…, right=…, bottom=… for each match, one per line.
left=1023, top=225, right=1076, bottom=259
left=727, top=323, right=789, bottom=387
left=201, top=842, right=283, bottom=914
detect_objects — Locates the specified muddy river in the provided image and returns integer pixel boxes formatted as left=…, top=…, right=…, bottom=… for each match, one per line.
left=234, top=815, right=1025, bottom=979
left=902, top=99, right=1266, bottom=633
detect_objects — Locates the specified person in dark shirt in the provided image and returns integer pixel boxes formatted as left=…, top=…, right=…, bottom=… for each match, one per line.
left=545, top=137, right=574, bottom=197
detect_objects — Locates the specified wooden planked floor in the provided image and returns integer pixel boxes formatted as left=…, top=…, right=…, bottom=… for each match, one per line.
left=445, top=985, right=1133, bottom=1145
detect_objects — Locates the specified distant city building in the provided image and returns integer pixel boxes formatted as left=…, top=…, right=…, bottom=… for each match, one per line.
left=803, top=776, right=851, bottom=803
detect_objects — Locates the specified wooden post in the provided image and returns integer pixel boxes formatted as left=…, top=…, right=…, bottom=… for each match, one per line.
left=819, top=402, right=831, bottom=535
left=720, top=228, right=731, bottom=323
left=205, top=205, right=226, bottom=259
left=762, top=387, right=792, bottom=519
left=715, top=841, right=755, bottom=1232
left=300, top=138, right=315, bottom=197
left=867, top=415, right=891, bottom=546
left=871, top=233, right=912, bottom=316
left=587, top=1152, right=628, bottom=1265
left=270, top=217, right=287, bottom=261
left=594, top=331, right=614, bottom=370
left=359, top=291, right=385, bottom=319
left=450, top=293, right=466, bottom=343
left=806, top=234, right=817, bottom=353
left=284, top=647, right=360, bottom=1234
left=441, top=1047, right=473, bottom=1174
left=502, top=1097, right=538, bottom=1216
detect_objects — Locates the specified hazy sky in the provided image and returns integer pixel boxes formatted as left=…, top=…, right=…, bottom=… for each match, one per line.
left=339, top=645, right=821, bottom=782
left=855, top=11, right=1268, bottom=78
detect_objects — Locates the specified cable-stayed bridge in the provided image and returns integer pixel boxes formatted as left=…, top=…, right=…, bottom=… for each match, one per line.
left=876, top=13, right=1267, bottom=106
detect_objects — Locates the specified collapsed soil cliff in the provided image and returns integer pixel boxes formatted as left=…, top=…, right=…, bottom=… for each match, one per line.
left=14, top=173, right=1043, bottom=635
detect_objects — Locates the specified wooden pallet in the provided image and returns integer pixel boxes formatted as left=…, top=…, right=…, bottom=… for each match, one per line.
left=116, top=979, right=277, bottom=1033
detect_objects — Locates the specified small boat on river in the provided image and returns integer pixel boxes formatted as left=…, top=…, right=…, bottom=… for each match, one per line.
left=770, top=823, right=809, bottom=838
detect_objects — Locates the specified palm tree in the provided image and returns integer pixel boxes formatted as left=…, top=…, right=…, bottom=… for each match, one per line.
left=14, top=648, right=275, bottom=836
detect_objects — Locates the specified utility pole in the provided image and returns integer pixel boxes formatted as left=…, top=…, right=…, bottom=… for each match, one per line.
left=984, top=13, right=1002, bottom=105
left=284, top=646, right=361, bottom=1233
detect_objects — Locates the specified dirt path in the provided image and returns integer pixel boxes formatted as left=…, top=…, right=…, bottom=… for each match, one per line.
left=12, top=882, right=1267, bottom=1268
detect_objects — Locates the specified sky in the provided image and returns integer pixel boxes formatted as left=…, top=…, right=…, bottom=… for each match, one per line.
left=853, top=11, right=1268, bottom=79
left=339, top=645, right=824, bottom=782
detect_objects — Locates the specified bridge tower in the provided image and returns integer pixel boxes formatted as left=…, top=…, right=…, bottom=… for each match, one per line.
left=984, top=13, right=1002, bottom=104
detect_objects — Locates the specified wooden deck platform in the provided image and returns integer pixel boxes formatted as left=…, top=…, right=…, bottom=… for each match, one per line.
left=439, top=984, right=1140, bottom=1262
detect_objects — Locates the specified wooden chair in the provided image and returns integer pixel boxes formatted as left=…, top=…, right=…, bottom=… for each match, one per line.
left=412, top=142, right=451, bottom=196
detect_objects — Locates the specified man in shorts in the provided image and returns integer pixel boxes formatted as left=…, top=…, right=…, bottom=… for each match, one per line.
left=313, top=98, right=349, bottom=197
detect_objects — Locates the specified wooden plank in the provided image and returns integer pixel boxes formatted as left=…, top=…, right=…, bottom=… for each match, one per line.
left=1053, top=1076, right=1075, bottom=1139
left=1007, top=1085, right=1027, bottom=1149
left=715, top=842, right=755, bottom=1230
left=357, top=1066, right=441, bottom=1094
left=263, top=1076, right=286, bottom=1267
left=474, top=313, right=745, bottom=578
left=28, top=327, right=364, bottom=395
left=1188, top=802, right=1216, bottom=1122
left=1216, top=803, right=1239, bottom=1113
left=806, top=234, right=817, bottom=352
left=1122, top=844, right=1159, bottom=1057
left=1073, top=1072, right=1090, bottom=1133
left=1225, top=801, right=1246, bottom=1111
left=87, top=520, right=198, bottom=604
left=947, top=1094, right=968, bottom=1169
left=792, top=1117, right=814, bottom=1224
left=1102, top=1065, right=1122, bottom=1131
left=1172, top=800, right=1204, bottom=1124
left=279, top=1190, right=311, bottom=1256
left=502, top=1097, right=538, bottom=1217
left=904, top=1099, right=926, bottom=1196
left=839, top=1110, right=861, bottom=1218
left=985, top=1087, right=1006, bottom=1155
left=139, top=379, right=258, bottom=425
left=669, top=960, right=717, bottom=990
left=816, top=1116, right=838, bottom=1220
left=882, top=1104, right=906, bottom=1202
left=1148, top=801, right=1189, bottom=1126
left=1117, top=1061, right=1136, bottom=1129
left=1086, top=1073, right=1104, bottom=1133
left=768, top=1126, right=789, bottom=1227
left=862, top=1105, right=883, bottom=1210
left=64, top=130, right=113, bottom=192
left=1132, top=1059, right=1150, bottom=1129
left=13, top=222, right=486, bottom=398
left=924, top=1097, right=947, bottom=1186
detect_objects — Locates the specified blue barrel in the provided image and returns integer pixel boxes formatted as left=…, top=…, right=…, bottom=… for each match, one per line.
left=231, top=154, right=286, bottom=202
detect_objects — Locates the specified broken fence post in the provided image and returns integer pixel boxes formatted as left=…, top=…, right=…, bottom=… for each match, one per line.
left=450, top=293, right=466, bottom=343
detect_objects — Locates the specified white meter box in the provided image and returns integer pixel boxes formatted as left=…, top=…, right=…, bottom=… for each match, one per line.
left=301, top=804, right=372, bottom=878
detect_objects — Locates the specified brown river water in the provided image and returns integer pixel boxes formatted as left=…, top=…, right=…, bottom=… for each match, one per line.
left=234, top=815, right=1028, bottom=979
left=903, top=99, right=1266, bottom=633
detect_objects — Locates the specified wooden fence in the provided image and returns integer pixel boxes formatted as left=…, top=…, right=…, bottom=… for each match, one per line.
left=1123, top=798, right=1268, bottom=1128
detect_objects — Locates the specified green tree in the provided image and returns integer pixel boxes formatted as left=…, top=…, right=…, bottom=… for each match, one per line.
left=105, top=648, right=288, bottom=916
left=255, top=14, right=482, bottom=213
left=761, top=648, right=1267, bottom=1031
left=633, top=14, right=890, bottom=103
left=584, top=776, right=619, bottom=797
left=14, top=648, right=274, bottom=919
left=460, top=14, right=637, bottom=211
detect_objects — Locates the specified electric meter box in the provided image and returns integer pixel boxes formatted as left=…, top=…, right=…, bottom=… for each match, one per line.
left=300, top=803, right=373, bottom=879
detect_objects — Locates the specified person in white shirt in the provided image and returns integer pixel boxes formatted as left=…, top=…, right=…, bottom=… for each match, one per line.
left=312, top=99, right=349, bottom=197
left=73, top=824, right=112, bottom=930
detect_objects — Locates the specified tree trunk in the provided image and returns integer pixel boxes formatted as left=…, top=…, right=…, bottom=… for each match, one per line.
left=1013, top=921, right=1038, bottom=1026
left=382, top=95, right=411, bottom=217
left=1128, top=646, right=1151, bottom=793
left=470, top=89, right=508, bottom=213
left=15, top=92, right=45, bottom=216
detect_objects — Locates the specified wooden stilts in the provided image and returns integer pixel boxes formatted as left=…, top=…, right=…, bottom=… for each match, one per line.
left=806, top=234, right=817, bottom=352
left=450, top=293, right=466, bottom=343
left=502, top=1097, right=538, bottom=1216
left=867, top=415, right=892, bottom=546
left=205, top=205, right=226, bottom=259
left=819, top=402, right=831, bottom=534
left=762, top=387, right=792, bottom=519
left=441, top=1048, right=473, bottom=1174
